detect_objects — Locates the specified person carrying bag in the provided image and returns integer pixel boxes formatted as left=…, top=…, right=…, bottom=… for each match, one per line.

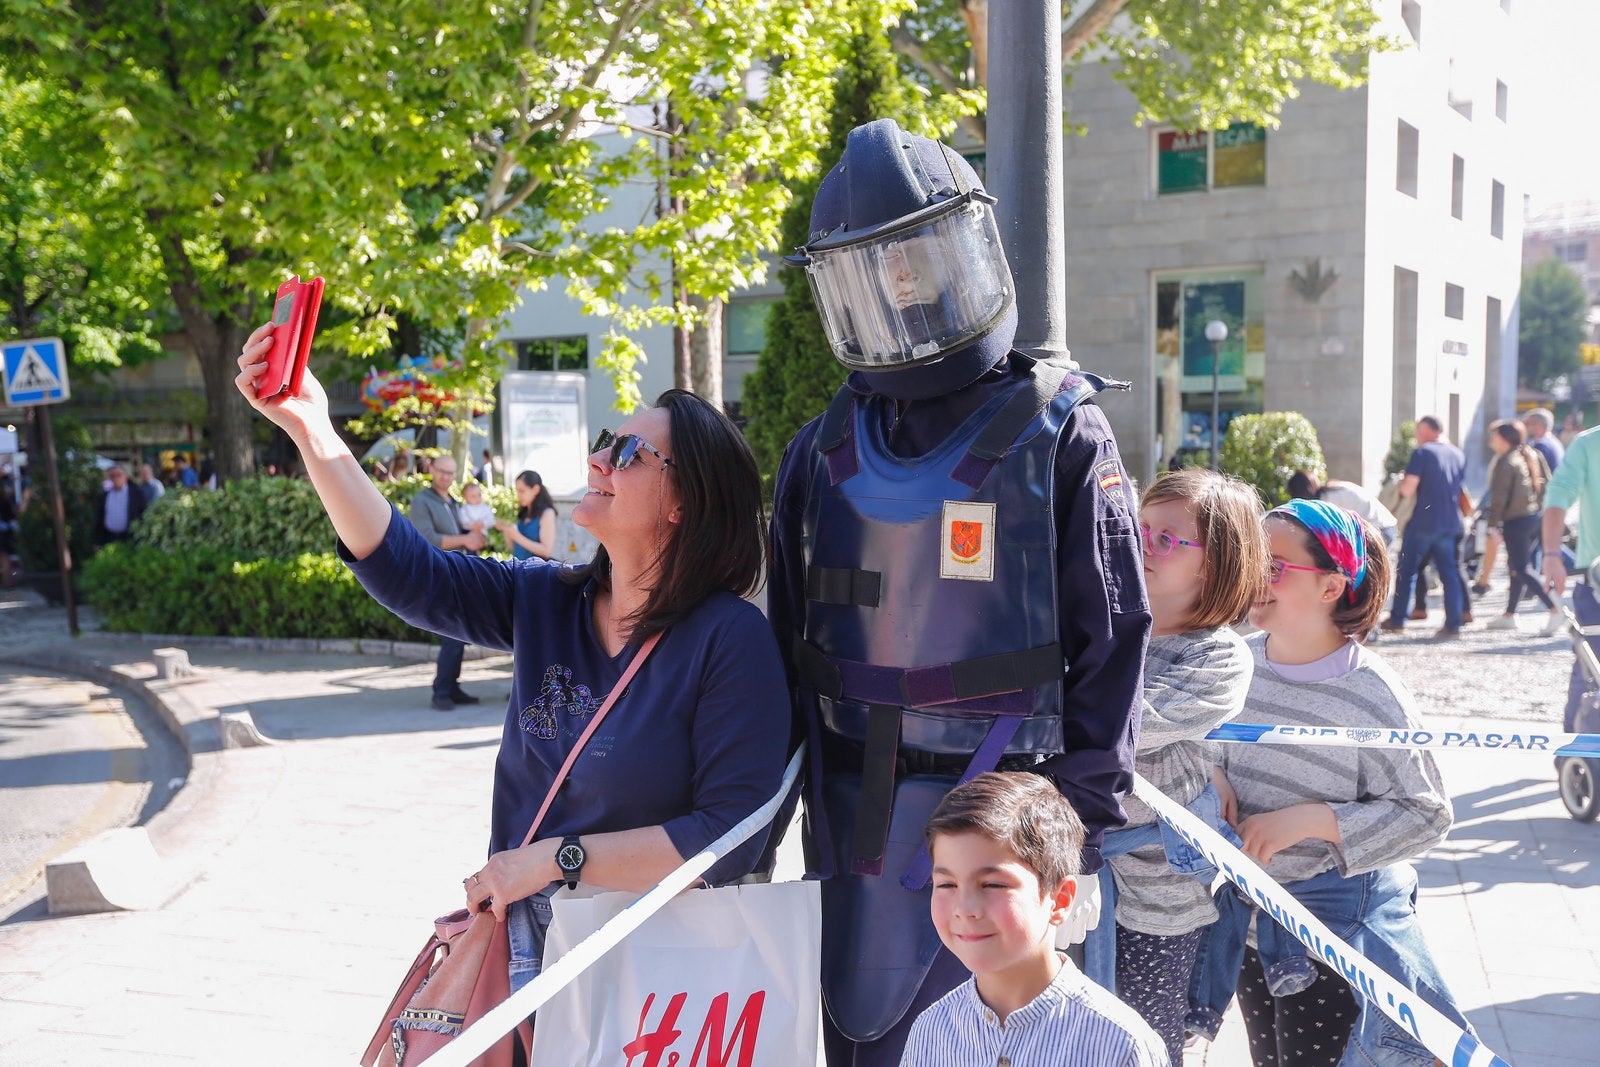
left=233, top=323, right=791, bottom=1067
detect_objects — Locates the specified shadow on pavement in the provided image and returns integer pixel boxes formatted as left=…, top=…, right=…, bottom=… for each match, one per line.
left=233, top=692, right=511, bottom=741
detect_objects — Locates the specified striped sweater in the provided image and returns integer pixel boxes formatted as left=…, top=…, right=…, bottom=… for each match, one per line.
left=1221, top=633, right=1453, bottom=884
left=1110, top=627, right=1252, bottom=936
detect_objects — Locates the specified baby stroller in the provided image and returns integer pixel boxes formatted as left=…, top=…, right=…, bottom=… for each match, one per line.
left=1557, top=561, right=1600, bottom=822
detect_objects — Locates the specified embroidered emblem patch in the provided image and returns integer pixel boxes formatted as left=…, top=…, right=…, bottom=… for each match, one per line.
left=520, top=664, right=600, bottom=739
left=940, top=501, right=996, bottom=582
left=1095, top=459, right=1124, bottom=494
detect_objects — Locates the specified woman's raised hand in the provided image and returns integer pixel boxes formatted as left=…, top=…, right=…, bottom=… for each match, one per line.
left=234, top=321, right=332, bottom=442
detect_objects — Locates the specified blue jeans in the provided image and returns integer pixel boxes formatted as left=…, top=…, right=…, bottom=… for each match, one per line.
left=1390, top=527, right=1465, bottom=629
left=506, top=890, right=556, bottom=993
left=1187, top=863, right=1473, bottom=1067
left=1566, top=580, right=1600, bottom=733
left=1084, top=784, right=1241, bottom=993
left=433, top=635, right=466, bottom=699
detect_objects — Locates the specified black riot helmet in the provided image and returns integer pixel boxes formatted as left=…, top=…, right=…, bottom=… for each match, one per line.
left=788, top=119, right=1016, bottom=400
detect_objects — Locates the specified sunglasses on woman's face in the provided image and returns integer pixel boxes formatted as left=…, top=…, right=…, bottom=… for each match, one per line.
left=590, top=429, right=674, bottom=472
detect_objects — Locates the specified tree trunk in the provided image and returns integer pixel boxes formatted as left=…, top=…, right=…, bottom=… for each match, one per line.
left=688, top=295, right=723, bottom=410
left=960, top=0, right=988, bottom=91
left=160, top=237, right=257, bottom=483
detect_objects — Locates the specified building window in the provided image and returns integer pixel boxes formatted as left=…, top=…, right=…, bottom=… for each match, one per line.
left=515, top=335, right=588, bottom=372
left=1444, top=283, right=1465, bottom=320
left=1495, top=80, right=1508, bottom=122
left=1450, top=156, right=1465, bottom=220
left=1555, top=239, right=1588, bottom=265
left=1397, top=121, right=1419, bottom=198
left=725, top=298, right=776, bottom=357
left=1401, top=0, right=1422, bottom=45
left=1490, top=180, right=1505, bottom=239
left=1155, top=124, right=1266, bottom=195
left=1448, top=59, right=1472, bottom=119
left=1153, top=269, right=1266, bottom=468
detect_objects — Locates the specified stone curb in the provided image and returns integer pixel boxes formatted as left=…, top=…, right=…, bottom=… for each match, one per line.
left=129, top=631, right=505, bottom=661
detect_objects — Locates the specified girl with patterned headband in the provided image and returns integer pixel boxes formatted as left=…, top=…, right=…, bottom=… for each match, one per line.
left=1189, top=504, right=1476, bottom=1066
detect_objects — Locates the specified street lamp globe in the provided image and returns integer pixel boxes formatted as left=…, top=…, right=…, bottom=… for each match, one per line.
left=1204, top=319, right=1228, bottom=469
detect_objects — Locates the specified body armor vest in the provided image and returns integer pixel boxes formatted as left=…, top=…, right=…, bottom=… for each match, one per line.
left=797, top=362, right=1106, bottom=761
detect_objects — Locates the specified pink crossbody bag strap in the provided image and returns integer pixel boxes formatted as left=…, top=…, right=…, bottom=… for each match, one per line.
left=517, top=630, right=662, bottom=848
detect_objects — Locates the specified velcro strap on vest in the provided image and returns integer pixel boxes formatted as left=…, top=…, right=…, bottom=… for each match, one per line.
left=817, top=386, right=861, bottom=485
left=898, top=713, right=1029, bottom=890
left=851, top=704, right=902, bottom=877
left=807, top=566, right=882, bottom=608
left=793, top=638, right=1062, bottom=711
left=899, top=643, right=1063, bottom=706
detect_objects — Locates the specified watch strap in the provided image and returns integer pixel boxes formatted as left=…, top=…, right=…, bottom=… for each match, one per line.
left=559, top=834, right=585, bottom=889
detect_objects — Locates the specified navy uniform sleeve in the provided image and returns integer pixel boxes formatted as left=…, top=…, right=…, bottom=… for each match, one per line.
left=1032, top=402, right=1150, bottom=873
left=768, top=418, right=822, bottom=686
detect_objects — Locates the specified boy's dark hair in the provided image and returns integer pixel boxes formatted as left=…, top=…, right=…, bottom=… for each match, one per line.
left=924, top=772, right=1084, bottom=891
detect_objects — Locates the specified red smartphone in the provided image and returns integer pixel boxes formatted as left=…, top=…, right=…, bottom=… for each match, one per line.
left=257, top=274, right=324, bottom=400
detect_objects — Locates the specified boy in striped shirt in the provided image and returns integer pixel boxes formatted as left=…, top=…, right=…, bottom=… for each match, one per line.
left=901, top=773, right=1168, bottom=1067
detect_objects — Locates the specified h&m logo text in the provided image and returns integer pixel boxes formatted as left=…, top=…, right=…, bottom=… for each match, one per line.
left=623, top=990, right=766, bottom=1067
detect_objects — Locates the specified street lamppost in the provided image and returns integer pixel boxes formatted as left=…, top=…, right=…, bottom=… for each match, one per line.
left=1205, top=319, right=1228, bottom=469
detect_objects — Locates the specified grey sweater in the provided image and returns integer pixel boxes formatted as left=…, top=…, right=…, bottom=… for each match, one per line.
left=1221, top=633, right=1452, bottom=885
left=1110, top=627, right=1252, bottom=936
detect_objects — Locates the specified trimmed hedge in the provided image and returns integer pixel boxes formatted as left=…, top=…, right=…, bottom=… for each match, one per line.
left=84, top=473, right=519, bottom=641
left=1218, top=412, right=1327, bottom=506
left=82, top=542, right=428, bottom=640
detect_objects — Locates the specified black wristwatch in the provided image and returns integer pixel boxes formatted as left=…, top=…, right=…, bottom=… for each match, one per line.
left=556, top=835, right=587, bottom=890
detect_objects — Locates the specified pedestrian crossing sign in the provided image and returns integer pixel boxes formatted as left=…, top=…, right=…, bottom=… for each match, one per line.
left=1, top=337, right=70, bottom=406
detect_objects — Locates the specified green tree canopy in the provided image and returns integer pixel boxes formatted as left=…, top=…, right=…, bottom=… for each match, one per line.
left=741, top=4, right=926, bottom=487
left=1519, top=258, right=1587, bottom=390
left=0, top=75, right=166, bottom=373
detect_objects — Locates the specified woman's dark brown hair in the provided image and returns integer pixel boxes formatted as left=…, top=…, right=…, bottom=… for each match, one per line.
left=564, top=390, right=767, bottom=640
left=1142, top=468, right=1269, bottom=630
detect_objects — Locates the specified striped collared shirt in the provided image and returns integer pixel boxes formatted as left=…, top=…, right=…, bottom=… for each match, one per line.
left=899, top=956, right=1169, bottom=1067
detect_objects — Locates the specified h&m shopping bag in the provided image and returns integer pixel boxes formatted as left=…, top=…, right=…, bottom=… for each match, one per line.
left=529, top=880, right=820, bottom=1067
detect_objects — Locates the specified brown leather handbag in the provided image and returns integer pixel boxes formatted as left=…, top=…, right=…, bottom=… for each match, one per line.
left=361, top=633, right=663, bottom=1066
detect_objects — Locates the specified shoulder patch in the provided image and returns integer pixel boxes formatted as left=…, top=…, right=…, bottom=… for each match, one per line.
left=1095, top=459, right=1124, bottom=495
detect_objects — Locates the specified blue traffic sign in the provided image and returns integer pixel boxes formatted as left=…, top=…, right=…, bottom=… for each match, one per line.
left=2, top=337, right=70, bottom=406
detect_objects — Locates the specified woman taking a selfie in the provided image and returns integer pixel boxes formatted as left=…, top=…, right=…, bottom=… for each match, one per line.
left=234, top=321, right=788, bottom=1004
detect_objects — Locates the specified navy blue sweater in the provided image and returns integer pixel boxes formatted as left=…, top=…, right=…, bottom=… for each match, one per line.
left=343, top=508, right=789, bottom=885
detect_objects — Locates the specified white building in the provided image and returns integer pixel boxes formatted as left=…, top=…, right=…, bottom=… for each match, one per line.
left=1060, top=0, right=1522, bottom=488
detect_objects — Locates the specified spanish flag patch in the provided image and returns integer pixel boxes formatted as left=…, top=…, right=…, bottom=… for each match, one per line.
left=1096, top=459, right=1123, bottom=493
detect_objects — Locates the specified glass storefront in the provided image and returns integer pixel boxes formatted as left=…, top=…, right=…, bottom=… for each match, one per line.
left=1154, top=269, right=1266, bottom=468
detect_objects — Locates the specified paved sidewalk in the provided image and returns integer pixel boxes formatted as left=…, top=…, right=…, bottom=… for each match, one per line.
left=0, top=583, right=1593, bottom=1065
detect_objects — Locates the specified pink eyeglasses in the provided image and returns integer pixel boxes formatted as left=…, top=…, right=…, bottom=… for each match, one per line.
left=1139, top=522, right=1203, bottom=558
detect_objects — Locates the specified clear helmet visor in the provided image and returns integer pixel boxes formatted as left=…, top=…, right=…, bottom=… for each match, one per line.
left=802, top=195, right=1013, bottom=370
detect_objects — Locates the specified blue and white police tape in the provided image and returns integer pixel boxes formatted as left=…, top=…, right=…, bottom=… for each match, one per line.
left=1208, top=722, right=1600, bottom=759
left=423, top=747, right=804, bottom=1067
left=1132, top=775, right=1512, bottom=1067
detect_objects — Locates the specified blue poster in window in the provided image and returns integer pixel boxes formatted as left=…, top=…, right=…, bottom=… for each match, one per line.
left=1180, top=282, right=1246, bottom=393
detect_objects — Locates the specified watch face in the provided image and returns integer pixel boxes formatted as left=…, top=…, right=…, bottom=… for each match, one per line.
left=557, top=843, right=585, bottom=872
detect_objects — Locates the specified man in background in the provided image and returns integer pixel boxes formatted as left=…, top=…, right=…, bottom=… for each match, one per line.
left=1383, top=415, right=1467, bottom=638
left=137, top=462, right=165, bottom=507
left=1527, top=408, right=1564, bottom=474
left=94, top=464, right=146, bottom=545
left=408, top=454, right=486, bottom=711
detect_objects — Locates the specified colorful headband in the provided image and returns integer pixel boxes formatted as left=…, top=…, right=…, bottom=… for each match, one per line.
left=1269, top=498, right=1368, bottom=596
